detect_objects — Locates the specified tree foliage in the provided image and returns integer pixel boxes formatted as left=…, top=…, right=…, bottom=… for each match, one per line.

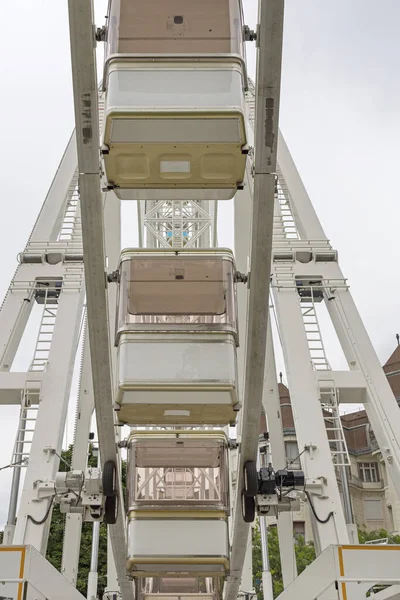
left=358, top=527, right=400, bottom=545
left=252, top=522, right=315, bottom=599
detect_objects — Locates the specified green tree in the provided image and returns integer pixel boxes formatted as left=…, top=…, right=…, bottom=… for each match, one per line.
left=294, top=533, right=316, bottom=575
left=253, top=522, right=285, bottom=599
left=358, top=528, right=400, bottom=544
left=252, top=521, right=316, bottom=599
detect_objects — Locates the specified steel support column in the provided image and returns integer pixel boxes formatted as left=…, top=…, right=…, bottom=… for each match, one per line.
left=67, top=1, right=133, bottom=598
left=263, top=323, right=297, bottom=586
left=225, top=2, right=285, bottom=598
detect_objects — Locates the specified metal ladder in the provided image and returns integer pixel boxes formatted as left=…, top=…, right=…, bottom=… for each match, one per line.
left=274, top=171, right=299, bottom=241
left=318, top=380, right=350, bottom=467
left=11, top=382, right=41, bottom=467
left=300, top=292, right=331, bottom=371
left=271, top=270, right=331, bottom=373
left=30, top=297, right=59, bottom=372
left=59, top=180, right=81, bottom=242
left=249, top=73, right=350, bottom=473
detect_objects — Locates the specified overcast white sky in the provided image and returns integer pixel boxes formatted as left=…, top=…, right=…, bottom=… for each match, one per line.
left=0, top=1, right=399, bottom=528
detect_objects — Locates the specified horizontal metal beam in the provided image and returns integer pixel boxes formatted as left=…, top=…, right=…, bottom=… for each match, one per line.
left=0, top=372, right=42, bottom=405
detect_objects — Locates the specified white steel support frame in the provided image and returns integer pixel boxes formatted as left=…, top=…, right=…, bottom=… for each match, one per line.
left=245, top=83, right=298, bottom=587
left=61, top=323, right=94, bottom=585
left=87, top=521, right=101, bottom=600
left=234, top=154, right=297, bottom=596
left=271, top=213, right=350, bottom=549
left=67, top=1, right=133, bottom=599
left=0, top=123, right=87, bottom=554
left=61, top=135, right=121, bottom=593
left=2, top=0, right=400, bottom=599
left=233, top=142, right=296, bottom=593
left=257, top=447, right=273, bottom=600
left=270, top=128, right=400, bottom=557
left=13, top=267, right=85, bottom=552
left=276, top=544, right=400, bottom=600
left=143, top=200, right=212, bottom=249
left=104, top=188, right=124, bottom=597
left=262, top=323, right=298, bottom=587
left=0, top=130, right=78, bottom=377
left=225, top=3, right=285, bottom=599
left=233, top=162, right=253, bottom=600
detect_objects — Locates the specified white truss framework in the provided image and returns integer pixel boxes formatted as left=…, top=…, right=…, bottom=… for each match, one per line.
left=144, top=200, right=212, bottom=248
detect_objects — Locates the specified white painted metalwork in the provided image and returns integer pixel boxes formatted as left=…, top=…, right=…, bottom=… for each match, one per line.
left=10, top=387, right=40, bottom=467
left=1, top=3, right=400, bottom=600
left=277, top=544, right=400, bottom=600
left=269, top=127, right=400, bottom=557
left=144, top=201, right=211, bottom=249
left=0, top=545, right=86, bottom=600
left=67, top=2, right=132, bottom=597
left=319, top=380, right=350, bottom=468
left=58, top=182, right=81, bottom=242
left=299, top=294, right=331, bottom=371
left=29, top=302, right=59, bottom=372
left=0, top=112, right=87, bottom=554
left=225, top=3, right=285, bottom=599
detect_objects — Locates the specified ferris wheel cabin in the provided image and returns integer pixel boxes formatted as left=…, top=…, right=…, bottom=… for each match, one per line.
left=126, top=430, right=230, bottom=577
left=115, top=248, right=239, bottom=426
left=102, top=0, right=248, bottom=200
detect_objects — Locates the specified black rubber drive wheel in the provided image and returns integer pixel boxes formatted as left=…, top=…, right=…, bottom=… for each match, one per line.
left=104, top=495, right=117, bottom=525
left=243, top=460, right=258, bottom=497
left=241, top=490, right=255, bottom=523
left=102, top=460, right=116, bottom=497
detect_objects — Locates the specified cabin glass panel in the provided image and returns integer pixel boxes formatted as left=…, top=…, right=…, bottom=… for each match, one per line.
left=106, top=65, right=245, bottom=117
left=127, top=436, right=229, bottom=511
left=117, top=252, right=237, bottom=338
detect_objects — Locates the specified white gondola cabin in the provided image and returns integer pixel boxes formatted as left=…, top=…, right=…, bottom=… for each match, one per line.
left=126, top=431, right=230, bottom=577
left=102, top=0, right=248, bottom=200
left=115, top=248, right=239, bottom=426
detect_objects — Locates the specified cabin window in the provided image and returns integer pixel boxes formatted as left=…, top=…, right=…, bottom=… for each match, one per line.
left=117, top=253, right=238, bottom=337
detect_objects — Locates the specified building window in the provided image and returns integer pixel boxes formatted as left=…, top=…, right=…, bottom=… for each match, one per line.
left=285, top=441, right=300, bottom=469
left=358, top=462, right=378, bottom=483
left=364, top=498, right=383, bottom=520
left=293, top=521, right=305, bottom=537
left=388, top=505, right=395, bottom=532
